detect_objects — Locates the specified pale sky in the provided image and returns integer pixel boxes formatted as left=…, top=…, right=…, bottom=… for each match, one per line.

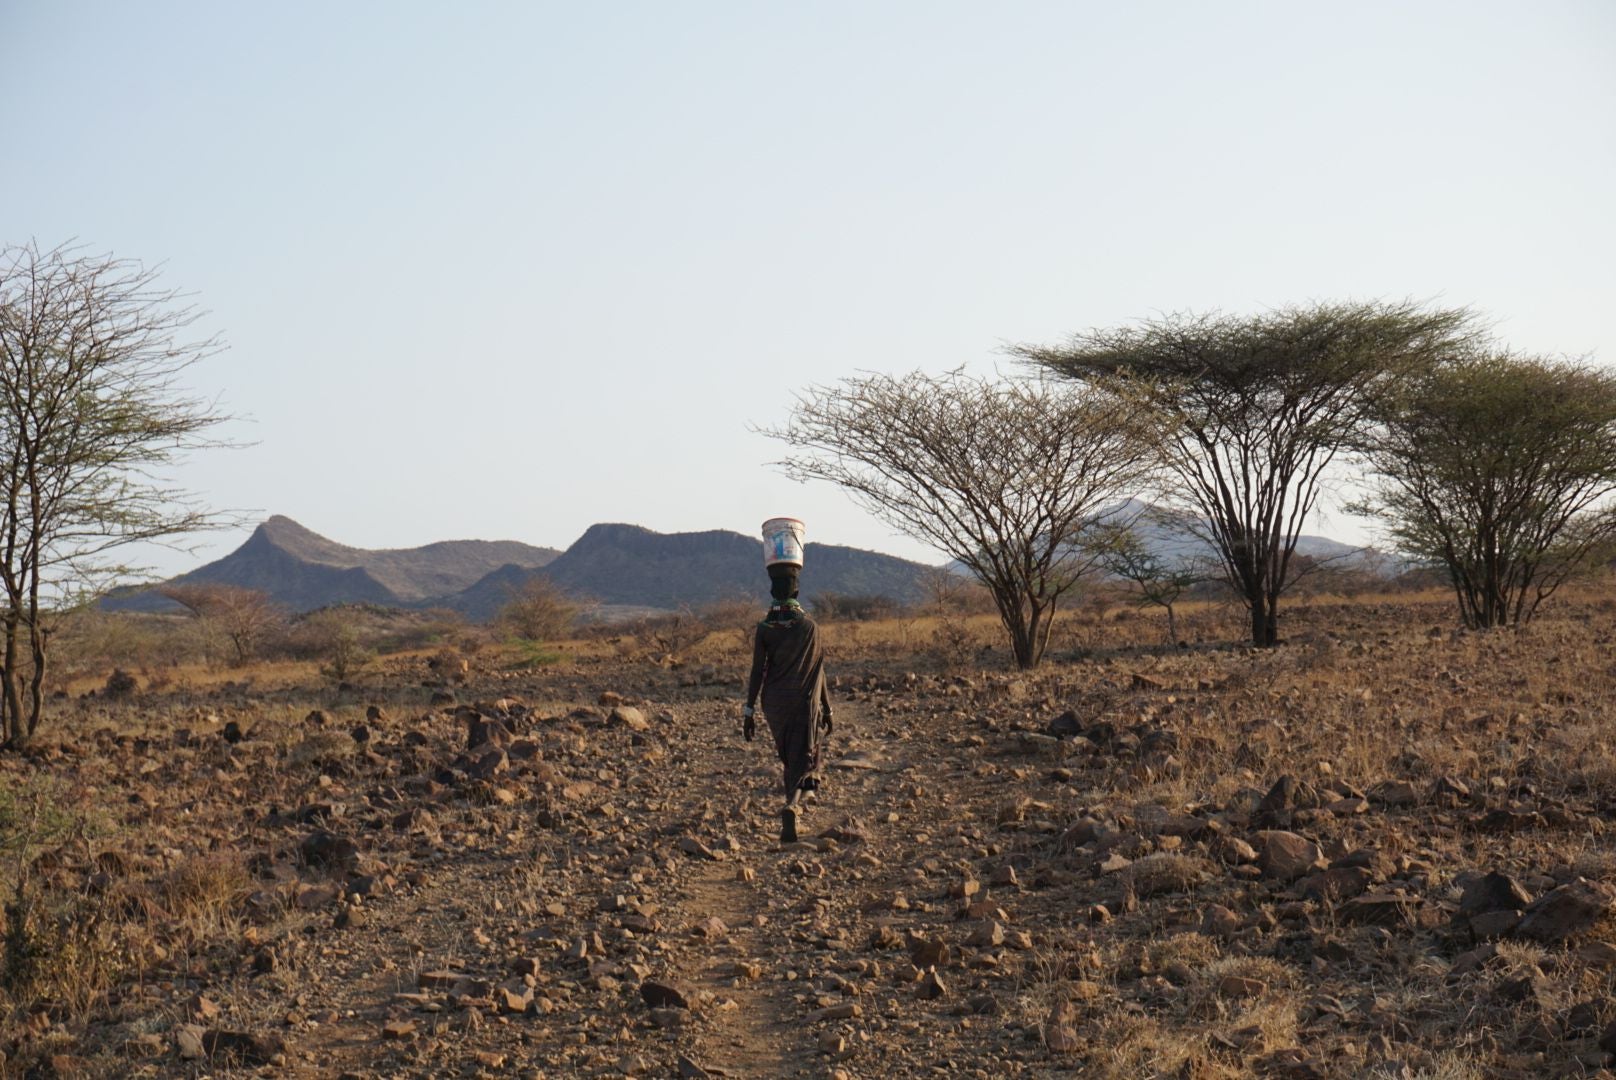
left=3, top=1, right=1613, bottom=574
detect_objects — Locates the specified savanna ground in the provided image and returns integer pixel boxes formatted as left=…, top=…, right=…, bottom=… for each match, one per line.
left=6, top=584, right=1616, bottom=1079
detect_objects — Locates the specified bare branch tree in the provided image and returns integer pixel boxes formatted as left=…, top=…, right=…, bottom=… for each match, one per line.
left=497, top=576, right=582, bottom=643
left=158, top=582, right=283, bottom=666
left=1352, top=352, right=1616, bottom=628
left=1086, top=518, right=1213, bottom=645
left=0, top=240, right=233, bottom=746
left=760, top=370, right=1156, bottom=669
left=1015, top=300, right=1477, bottom=646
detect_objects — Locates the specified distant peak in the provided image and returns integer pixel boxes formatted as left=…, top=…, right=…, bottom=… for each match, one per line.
left=259, top=514, right=321, bottom=537
left=578, top=522, right=655, bottom=537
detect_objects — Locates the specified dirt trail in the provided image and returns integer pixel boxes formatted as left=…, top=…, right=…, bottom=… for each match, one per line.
left=670, top=703, right=891, bottom=1078
left=681, top=859, right=802, bottom=1077
left=184, top=693, right=910, bottom=1078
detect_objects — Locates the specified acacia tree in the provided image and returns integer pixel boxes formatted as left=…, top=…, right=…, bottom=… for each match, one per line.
left=1352, top=352, right=1616, bottom=628
left=1015, top=301, right=1476, bottom=646
left=497, top=576, right=582, bottom=642
left=1087, top=520, right=1211, bottom=644
left=158, top=582, right=283, bottom=665
left=0, top=241, right=228, bottom=747
left=762, top=370, right=1156, bottom=669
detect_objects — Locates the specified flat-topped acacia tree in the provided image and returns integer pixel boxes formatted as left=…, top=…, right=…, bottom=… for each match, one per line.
left=0, top=241, right=230, bottom=748
left=1013, top=301, right=1477, bottom=647
left=1353, top=352, right=1616, bottom=629
left=762, top=370, right=1155, bottom=669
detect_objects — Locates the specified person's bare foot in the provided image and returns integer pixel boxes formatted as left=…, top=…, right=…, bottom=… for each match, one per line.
left=780, top=806, right=798, bottom=844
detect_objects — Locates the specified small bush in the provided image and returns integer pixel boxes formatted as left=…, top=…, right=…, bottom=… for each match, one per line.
left=103, top=668, right=138, bottom=698
left=629, top=607, right=709, bottom=658
left=289, top=609, right=374, bottom=682
left=498, top=578, right=581, bottom=643
left=815, top=593, right=900, bottom=622
left=3, top=886, right=127, bottom=1021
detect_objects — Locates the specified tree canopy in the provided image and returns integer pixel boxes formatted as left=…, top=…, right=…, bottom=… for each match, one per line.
left=1014, top=300, right=1478, bottom=646
left=0, top=241, right=230, bottom=746
left=762, top=370, right=1155, bottom=668
left=1352, top=352, right=1616, bottom=628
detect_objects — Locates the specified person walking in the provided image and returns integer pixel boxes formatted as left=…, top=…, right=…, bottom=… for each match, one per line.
left=743, top=520, right=833, bottom=843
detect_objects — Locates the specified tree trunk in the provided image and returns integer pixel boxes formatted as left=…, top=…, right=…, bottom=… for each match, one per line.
left=1248, top=593, right=1278, bottom=647
left=26, top=617, right=45, bottom=741
left=1165, top=604, right=1177, bottom=646
left=1, top=613, right=23, bottom=748
left=1007, top=614, right=1037, bottom=669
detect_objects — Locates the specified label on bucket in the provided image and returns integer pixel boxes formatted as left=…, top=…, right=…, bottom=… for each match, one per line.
left=762, top=517, right=805, bottom=567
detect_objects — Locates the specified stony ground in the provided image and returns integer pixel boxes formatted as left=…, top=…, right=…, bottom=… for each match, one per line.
left=9, top=594, right=1616, bottom=1078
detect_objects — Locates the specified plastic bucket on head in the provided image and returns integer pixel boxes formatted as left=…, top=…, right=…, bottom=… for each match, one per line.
left=761, top=517, right=805, bottom=568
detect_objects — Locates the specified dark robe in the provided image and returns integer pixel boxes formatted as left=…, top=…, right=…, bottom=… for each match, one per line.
left=745, top=611, right=831, bottom=797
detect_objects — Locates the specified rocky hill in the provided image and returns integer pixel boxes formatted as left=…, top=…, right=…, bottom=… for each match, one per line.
left=444, top=523, right=935, bottom=621
left=104, top=516, right=562, bottom=614
left=103, top=510, right=1373, bottom=622
left=104, top=518, right=937, bottom=620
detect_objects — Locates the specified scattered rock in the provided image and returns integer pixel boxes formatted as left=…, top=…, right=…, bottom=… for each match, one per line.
left=967, top=921, right=1005, bottom=947
left=640, top=978, right=696, bottom=1010
left=1469, top=909, right=1520, bottom=939
left=1200, top=904, right=1241, bottom=939
left=677, top=836, right=721, bottom=860
left=907, top=933, right=949, bottom=968
left=1369, top=779, right=1419, bottom=807
left=1299, top=866, right=1372, bottom=902
left=1218, top=975, right=1266, bottom=999
left=610, top=705, right=650, bottom=731
left=808, top=1002, right=861, bottom=1021
left=299, top=830, right=359, bottom=871
left=175, top=1025, right=206, bottom=1060
left=1255, top=831, right=1326, bottom=881
left=1459, top=871, right=1533, bottom=917
left=1515, top=878, right=1615, bottom=944
left=1429, top=775, right=1471, bottom=807
left=677, top=1054, right=719, bottom=1078
left=1339, top=893, right=1417, bottom=927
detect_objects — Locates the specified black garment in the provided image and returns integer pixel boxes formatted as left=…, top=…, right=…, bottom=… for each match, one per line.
left=745, top=610, right=831, bottom=798
left=767, top=563, right=800, bottom=603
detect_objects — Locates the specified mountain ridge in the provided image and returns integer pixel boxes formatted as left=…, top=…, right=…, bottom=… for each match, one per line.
left=439, top=522, right=938, bottom=620
left=103, top=508, right=1376, bottom=622
left=104, top=518, right=563, bottom=615
left=103, top=517, right=940, bottom=620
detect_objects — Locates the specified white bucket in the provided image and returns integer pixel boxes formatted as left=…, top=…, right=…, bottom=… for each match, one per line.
left=761, top=517, right=805, bottom=568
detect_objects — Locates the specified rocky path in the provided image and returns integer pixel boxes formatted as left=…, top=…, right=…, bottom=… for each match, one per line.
left=228, top=693, right=904, bottom=1078
left=679, top=858, right=799, bottom=1076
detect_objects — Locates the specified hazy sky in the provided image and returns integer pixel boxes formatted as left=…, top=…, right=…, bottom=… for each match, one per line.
left=3, top=1, right=1613, bottom=574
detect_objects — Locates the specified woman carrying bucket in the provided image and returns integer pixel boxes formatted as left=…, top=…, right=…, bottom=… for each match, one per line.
left=744, top=517, right=834, bottom=843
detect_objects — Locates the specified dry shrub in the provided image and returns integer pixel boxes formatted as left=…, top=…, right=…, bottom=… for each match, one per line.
left=156, top=852, right=250, bottom=932
left=497, top=578, right=581, bottom=643
left=427, top=647, right=470, bottom=682
left=1083, top=1009, right=1225, bottom=1079
left=1401, top=1056, right=1488, bottom=1080
left=932, top=619, right=978, bottom=671
left=103, top=668, right=138, bottom=698
left=699, top=596, right=760, bottom=656
left=286, top=608, right=374, bottom=682
left=1139, top=931, right=1222, bottom=975
left=814, top=593, right=901, bottom=622
left=287, top=730, right=356, bottom=770
left=1124, top=853, right=1211, bottom=898
left=2, top=887, right=129, bottom=1025
left=630, top=607, right=709, bottom=658
left=0, top=776, right=129, bottom=1029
